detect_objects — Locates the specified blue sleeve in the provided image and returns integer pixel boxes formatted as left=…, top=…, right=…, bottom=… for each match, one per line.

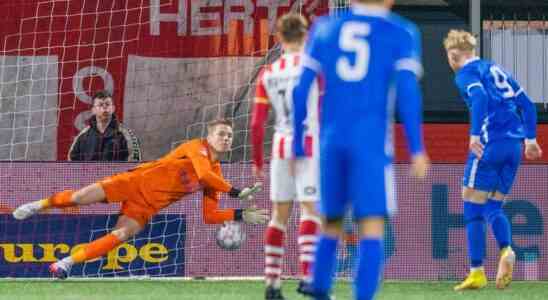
left=396, top=71, right=424, bottom=156
left=293, top=19, right=326, bottom=158
left=293, top=67, right=317, bottom=158
left=456, top=71, right=486, bottom=136
left=394, top=23, right=424, bottom=155
left=469, top=87, right=489, bottom=136
left=394, top=22, right=423, bottom=78
left=514, top=89, right=538, bottom=139
left=301, top=17, right=327, bottom=74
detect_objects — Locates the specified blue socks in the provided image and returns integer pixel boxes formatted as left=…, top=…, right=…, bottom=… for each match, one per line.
left=484, top=199, right=512, bottom=249
left=355, top=238, right=383, bottom=300
left=312, top=235, right=338, bottom=297
left=464, top=202, right=486, bottom=268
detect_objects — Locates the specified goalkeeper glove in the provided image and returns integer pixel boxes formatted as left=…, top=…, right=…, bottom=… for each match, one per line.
left=228, top=182, right=262, bottom=202
left=239, top=207, right=268, bottom=225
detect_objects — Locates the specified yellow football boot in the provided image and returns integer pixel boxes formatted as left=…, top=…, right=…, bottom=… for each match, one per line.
left=454, top=268, right=488, bottom=291
left=496, top=247, right=515, bottom=289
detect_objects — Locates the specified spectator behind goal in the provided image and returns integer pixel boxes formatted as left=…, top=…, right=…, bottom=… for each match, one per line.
left=68, top=90, right=141, bottom=161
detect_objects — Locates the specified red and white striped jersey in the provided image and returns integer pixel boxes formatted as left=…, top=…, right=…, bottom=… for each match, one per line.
left=253, top=52, right=320, bottom=160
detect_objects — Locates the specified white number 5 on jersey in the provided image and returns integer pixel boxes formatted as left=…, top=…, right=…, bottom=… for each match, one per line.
left=336, top=22, right=371, bottom=82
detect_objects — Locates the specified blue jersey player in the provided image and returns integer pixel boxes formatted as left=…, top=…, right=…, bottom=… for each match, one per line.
left=292, top=1, right=429, bottom=299
left=444, top=30, right=543, bottom=291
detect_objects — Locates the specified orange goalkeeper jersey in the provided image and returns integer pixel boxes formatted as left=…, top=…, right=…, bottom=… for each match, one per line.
left=102, top=138, right=236, bottom=224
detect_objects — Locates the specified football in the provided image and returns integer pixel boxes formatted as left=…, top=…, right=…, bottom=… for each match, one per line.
left=215, top=221, right=246, bottom=250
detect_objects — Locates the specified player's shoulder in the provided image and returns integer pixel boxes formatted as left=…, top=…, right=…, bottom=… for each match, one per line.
left=458, top=59, right=492, bottom=79
left=469, top=58, right=494, bottom=71
left=454, top=59, right=487, bottom=90
left=173, top=138, right=207, bottom=155
left=309, top=15, right=340, bottom=41
left=385, top=12, right=420, bottom=41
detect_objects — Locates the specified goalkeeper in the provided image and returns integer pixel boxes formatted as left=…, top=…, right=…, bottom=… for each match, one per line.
left=12, top=119, right=268, bottom=279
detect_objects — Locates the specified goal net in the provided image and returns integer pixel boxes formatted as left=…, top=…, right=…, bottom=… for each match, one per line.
left=0, top=0, right=336, bottom=279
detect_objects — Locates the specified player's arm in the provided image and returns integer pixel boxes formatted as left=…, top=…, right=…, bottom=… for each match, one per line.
left=456, top=72, right=488, bottom=139
left=202, top=188, right=240, bottom=224
left=511, top=82, right=538, bottom=141
left=511, top=80, right=542, bottom=159
left=394, top=23, right=429, bottom=178
left=202, top=188, right=268, bottom=224
left=185, top=145, right=235, bottom=194
left=292, top=20, right=324, bottom=158
left=189, top=149, right=263, bottom=201
left=250, top=68, right=271, bottom=175
left=455, top=72, right=488, bottom=158
left=395, top=24, right=425, bottom=157
left=293, top=68, right=316, bottom=158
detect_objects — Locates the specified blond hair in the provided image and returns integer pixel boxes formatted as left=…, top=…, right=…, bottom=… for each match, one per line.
left=444, top=30, right=477, bottom=52
left=276, top=13, right=308, bottom=44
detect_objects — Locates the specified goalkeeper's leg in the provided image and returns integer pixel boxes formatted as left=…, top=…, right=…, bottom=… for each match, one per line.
left=13, top=183, right=106, bottom=220
left=264, top=202, right=292, bottom=300
left=50, top=215, right=143, bottom=279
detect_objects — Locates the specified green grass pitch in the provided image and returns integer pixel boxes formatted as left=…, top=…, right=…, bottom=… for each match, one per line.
left=0, top=280, right=546, bottom=300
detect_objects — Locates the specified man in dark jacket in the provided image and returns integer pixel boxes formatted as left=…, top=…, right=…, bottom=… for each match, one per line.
left=68, top=90, right=141, bottom=161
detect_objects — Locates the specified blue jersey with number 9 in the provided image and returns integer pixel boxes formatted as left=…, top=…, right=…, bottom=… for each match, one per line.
left=455, top=59, right=527, bottom=143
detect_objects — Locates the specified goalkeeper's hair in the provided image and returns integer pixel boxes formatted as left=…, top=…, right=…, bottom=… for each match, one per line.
left=207, top=119, right=233, bottom=133
left=444, top=30, right=477, bottom=52
left=276, top=12, right=308, bottom=44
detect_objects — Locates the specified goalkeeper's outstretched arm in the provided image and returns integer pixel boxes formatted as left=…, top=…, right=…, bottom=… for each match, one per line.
left=202, top=188, right=268, bottom=225
left=202, top=189, right=241, bottom=224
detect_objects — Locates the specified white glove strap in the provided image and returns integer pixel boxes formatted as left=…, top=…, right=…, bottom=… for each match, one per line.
left=525, top=138, right=537, bottom=145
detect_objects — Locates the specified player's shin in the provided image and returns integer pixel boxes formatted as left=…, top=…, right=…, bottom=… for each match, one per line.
left=298, top=215, right=320, bottom=283
left=355, top=238, right=384, bottom=300
left=43, top=190, right=76, bottom=208
left=464, top=202, right=486, bottom=269
left=484, top=199, right=511, bottom=250
left=70, top=233, right=122, bottom=264
left=13, top=190, right=76, bottom=220
left=312, top=233, right=339, bottom=296
left=264, top=221, right=286, bottom=289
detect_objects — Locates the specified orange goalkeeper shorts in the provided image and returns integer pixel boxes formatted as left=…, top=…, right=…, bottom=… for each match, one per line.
left=99, top=172, right=158, bottom=227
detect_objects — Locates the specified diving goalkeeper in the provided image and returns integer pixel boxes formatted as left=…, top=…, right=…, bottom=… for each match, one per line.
left=12, top=119, right=268, bottom=279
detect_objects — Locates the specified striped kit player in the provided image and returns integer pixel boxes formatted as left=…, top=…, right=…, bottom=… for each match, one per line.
left=250, top=13, right=321, bottom=300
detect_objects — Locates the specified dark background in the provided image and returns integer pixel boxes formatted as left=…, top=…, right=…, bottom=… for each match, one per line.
left=392, top=0, right=548, bottom=123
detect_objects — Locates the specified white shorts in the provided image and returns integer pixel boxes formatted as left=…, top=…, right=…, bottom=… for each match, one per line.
left=270, top=157, right=319, bottom=203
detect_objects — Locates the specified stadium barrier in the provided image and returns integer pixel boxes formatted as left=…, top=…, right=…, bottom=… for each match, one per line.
left=0, top=162, right=546, bottom=280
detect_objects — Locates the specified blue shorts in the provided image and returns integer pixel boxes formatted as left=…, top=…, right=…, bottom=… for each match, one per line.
left=463, top=139, right=522, bottom=195
left=319, top=141, right=396, bottom=220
